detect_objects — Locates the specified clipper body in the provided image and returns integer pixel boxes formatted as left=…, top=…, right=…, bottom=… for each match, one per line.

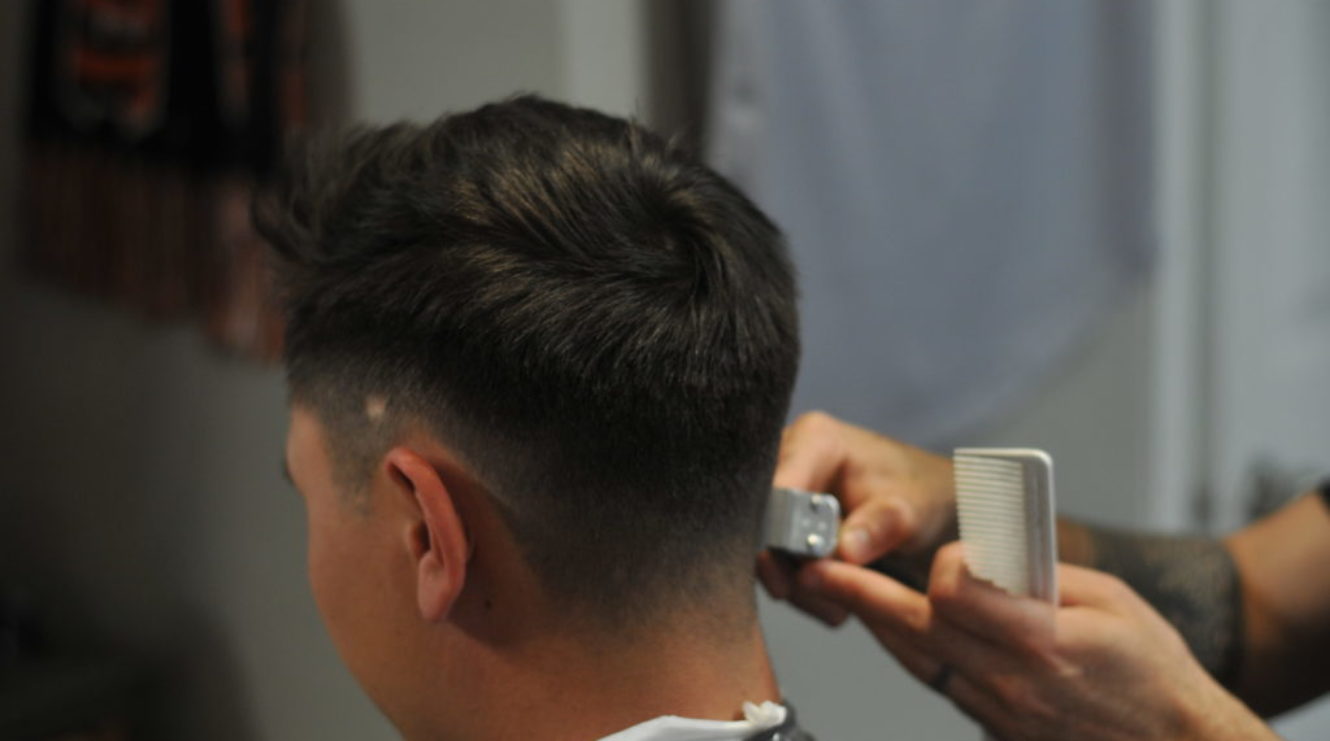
left=765, top=487, right=840, bottom=558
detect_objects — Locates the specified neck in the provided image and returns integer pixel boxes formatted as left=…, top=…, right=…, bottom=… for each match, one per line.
left=423, top=608, right=782, bottom=741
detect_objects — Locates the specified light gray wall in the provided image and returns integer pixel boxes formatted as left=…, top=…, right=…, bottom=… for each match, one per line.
left=337, top=0, right=561, bottom=120
left=976, top=288, right=1154, bottom=529
left=0, top=2, right=1157, bottom=740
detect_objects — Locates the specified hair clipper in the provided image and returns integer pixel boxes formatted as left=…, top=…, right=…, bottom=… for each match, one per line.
left=764, top=487, right=840, bottom=558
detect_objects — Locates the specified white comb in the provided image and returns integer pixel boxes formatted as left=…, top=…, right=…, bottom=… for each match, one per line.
left=953, top=448, right=1058, bottom=602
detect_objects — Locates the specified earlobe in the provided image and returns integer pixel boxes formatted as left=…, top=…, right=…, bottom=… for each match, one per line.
left=384, top=448, right=471, bottom=622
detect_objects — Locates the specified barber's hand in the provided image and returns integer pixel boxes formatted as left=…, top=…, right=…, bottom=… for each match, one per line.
left=759, top=412, right=956, bottom=624
left=799, top=543, right=1278, bottom=741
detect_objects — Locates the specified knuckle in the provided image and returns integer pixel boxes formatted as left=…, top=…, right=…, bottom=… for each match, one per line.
left=989, top=676, right=1051, bottom=719
left=1051, top=657, right=1085, bottom=684
left=934, top=541, right=967, bottom=570
left=794, top=410, right=837, bottom=435
left=927, top=576, right=962, bottom=609
left=988, top=674, right=1028, bottom=709
left=1093, top=571, right=1135, bottom=602
left=926, top=551, right=966, bottom=606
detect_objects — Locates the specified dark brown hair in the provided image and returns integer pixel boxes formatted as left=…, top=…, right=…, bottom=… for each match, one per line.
left=255, top=96, right=799, bottom=625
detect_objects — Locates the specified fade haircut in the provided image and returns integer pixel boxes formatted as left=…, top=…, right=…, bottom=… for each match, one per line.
left=254, top=96, right=799, bottom=627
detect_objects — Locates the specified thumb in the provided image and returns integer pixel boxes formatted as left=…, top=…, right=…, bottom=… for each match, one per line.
left=838, top=498, right=915, bottom=565
left=1057, top=562, right=1141, bottom=615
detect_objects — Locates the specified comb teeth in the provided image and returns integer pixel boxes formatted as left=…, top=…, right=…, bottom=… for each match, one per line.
left=955, top=454, right=1030, bottom=596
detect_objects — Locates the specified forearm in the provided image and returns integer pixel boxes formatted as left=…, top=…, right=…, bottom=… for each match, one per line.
left=1060, top=488, right=1330, bottom=716
left=1224, top=489, right=1330, bottom=715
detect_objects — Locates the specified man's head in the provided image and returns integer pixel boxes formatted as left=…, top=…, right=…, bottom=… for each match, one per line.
left=256, top=96, right=798, bottom=725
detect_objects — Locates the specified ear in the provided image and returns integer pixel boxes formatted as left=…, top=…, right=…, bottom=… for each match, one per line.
left=384, top=447, right=471, bottom=621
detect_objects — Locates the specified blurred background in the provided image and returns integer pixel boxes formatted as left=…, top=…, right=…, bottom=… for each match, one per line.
left=0, top=1, right=1326, bottom=739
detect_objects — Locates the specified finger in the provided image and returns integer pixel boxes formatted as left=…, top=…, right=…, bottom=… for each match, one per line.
left=943, top=671, right=1017, bottom=740
left=760, top=550, right=849, bottom=626
left=813, top=569, right=975, bottom=692
left=807, top=558, right=1048, bottom=718
left=851, top=597, right=1032, bottom=731
left=773, top=411, right=847, bottom=492
left=860, top=619, right=945, bottom=688
left=798, top=559, right=931, bottom=634
left=856, top=613, right=1018, bottom=699
left=1056, top=562, right=1142, bottom=614
left=927, top=543, right=1055, bottom=649
left=756, top=550, right=793, bottom=601
left=1056, top=565, right=1179, bottom=646
left=787, top=586, right=850, bottom=627
left=839, top=497, right=917, bottom=564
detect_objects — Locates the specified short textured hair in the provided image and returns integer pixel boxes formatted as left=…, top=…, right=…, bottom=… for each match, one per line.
left=254, top=96, right=799, bottom=626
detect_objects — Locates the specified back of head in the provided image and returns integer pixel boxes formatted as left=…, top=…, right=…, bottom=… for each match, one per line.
left=256, top=95, right=799, bottom=630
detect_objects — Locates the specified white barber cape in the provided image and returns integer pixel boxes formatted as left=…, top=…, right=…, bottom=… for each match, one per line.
left=600, top=701, right=787, bottom=741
